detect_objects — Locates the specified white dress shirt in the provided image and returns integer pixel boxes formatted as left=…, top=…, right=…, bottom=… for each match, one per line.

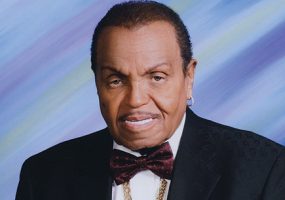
left=112, top=114, right=186, bottom=200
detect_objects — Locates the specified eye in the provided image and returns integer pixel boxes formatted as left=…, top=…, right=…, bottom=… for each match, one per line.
left=153, top=75, right=164, bottom=81
left=151, top=73, right=166, bottom=82
left=109, top=78, right=123, bottom=88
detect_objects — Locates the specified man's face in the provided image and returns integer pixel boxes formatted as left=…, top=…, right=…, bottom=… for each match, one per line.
left=96, top=21, right=196, bottom=150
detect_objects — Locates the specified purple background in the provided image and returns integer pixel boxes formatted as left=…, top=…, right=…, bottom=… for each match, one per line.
left=1, top=0, right=285, bottom=199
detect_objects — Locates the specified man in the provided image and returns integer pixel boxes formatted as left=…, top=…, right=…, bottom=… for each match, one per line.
left=16, top=1, right=285, bottom=200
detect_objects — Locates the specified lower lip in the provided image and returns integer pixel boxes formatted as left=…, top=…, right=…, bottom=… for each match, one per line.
left=121, top=118, right=156, bottom=131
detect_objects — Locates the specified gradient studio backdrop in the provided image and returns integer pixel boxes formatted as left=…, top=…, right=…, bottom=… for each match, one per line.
left=1, top=0, right=285, bottom=199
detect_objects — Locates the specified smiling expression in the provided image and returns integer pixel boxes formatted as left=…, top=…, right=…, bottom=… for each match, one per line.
left=95, top=21, right=196, bottom=150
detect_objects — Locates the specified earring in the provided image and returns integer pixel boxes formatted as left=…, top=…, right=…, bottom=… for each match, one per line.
left=187, top=96, right=195, bottom=107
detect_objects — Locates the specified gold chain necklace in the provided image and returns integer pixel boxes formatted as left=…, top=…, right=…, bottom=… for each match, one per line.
left=122, top=178, right=168, bottom=200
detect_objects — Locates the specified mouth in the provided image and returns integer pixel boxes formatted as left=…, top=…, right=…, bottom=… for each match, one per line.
left=119, top=112, right=160, bottom=130
left=125, top=118, right=153, bottom=126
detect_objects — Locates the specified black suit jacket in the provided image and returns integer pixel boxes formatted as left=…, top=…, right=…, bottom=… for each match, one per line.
left=16, top=109, right=285, bottom=199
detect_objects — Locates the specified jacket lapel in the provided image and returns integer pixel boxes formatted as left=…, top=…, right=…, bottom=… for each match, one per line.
left=79, top=109, right=222, bottom=200
left=73, top=130, right=113, bottom=200
left=167, top=109, right=222, bottom=200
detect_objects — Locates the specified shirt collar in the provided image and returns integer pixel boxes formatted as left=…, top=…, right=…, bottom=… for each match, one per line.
left=113, top=113, right=186, bottom=159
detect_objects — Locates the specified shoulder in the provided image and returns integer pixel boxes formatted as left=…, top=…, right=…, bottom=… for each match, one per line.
left=22, top=128, right=112, bottom=170
left=203, top=116, right=282, bottom=152
left=187, top=109, right=284, bottom=161
left=192, top=110, right=283, bottom=151
left=16, top=128, right=113, bottom=198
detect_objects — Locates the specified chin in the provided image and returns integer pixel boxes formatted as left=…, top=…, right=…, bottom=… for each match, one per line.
left=122, top=137, right=167, bottom=151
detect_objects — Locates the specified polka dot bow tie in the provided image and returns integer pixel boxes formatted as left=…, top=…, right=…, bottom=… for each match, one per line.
left=110, top=142, right=174, bottom=185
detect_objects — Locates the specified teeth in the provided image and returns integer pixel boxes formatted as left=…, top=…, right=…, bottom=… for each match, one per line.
left=125, top=118, right=153, bottom=125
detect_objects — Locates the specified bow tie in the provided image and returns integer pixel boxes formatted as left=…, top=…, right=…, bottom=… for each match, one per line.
left=110, top=142, right=174, bottom=185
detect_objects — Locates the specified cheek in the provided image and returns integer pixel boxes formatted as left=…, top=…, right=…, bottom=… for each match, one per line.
left=99, top=101, right=109, bottom=122
left=98, top=93, right=118, bottom=123
left=151, top=81, right=187, bottom=111
left=100, top=102, right=110, bottom=119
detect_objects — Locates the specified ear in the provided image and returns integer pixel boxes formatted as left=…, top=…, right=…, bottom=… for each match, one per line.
left=185, top=59, right=197, bottom=99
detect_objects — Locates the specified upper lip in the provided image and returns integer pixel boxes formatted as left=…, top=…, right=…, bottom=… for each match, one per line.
left=119, top=111, right=160, bottom=122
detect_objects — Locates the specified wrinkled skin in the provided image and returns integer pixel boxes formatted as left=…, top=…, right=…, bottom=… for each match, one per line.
left=96, top=21, right=196, bottom=150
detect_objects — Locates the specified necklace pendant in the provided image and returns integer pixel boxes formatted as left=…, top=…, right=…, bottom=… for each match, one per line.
left=122, top=178, right=168, bottom=200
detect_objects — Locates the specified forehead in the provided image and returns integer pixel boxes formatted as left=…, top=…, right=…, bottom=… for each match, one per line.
left=98, top=20, right=177, bottom=43
left=96, top=21, right=181, bottom=68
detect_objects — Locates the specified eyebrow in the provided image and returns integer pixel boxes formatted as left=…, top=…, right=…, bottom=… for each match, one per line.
left=100, top=65, right=122, bottom=73
left=99, top=66, right=125, bottom=80
left=144, top=62, right=170, bottom=74
left=99, top=62, right=170, bottom=75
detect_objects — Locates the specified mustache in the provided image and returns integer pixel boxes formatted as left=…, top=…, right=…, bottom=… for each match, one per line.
left=118, top=111, right=161, bottom=121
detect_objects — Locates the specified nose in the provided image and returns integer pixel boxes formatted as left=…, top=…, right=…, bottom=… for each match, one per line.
left=125, top=80, right=149, bottom=108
